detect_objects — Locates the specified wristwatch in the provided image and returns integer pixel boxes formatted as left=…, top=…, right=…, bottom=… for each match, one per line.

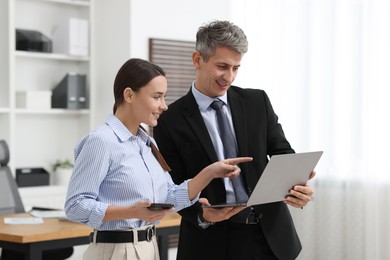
left=198, top=208, right=215, bottom=229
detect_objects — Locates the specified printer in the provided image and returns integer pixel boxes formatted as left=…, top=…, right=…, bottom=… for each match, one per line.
left=16, top=29, right=52, bottom=53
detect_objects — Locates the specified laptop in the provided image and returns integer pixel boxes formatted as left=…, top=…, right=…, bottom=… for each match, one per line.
left=203, top=151, right=323, bottom=208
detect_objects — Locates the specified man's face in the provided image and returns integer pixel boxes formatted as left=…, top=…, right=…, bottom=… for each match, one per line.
left=193, top=46, right=242, bottom=97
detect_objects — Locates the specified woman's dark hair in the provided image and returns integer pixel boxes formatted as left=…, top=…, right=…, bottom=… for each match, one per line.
left=113, top=58, right=165, bottom=113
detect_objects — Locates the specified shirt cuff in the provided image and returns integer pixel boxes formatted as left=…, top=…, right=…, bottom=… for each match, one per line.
left=89, top=203, right=109, bottom=229
left=169, top=179, right=200, bottom=211
left=197, top=214, right=211, bottom=229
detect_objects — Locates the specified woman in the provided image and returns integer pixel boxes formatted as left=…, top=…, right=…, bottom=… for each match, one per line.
left=65, top=58, right=251, bottom=260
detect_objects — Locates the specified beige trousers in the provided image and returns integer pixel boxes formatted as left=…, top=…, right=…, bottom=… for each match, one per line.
left=83, top=226, right=160, bottom=260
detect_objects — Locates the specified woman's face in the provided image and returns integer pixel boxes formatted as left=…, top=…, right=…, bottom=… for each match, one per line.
left=130, top=75, right=168, bottom=127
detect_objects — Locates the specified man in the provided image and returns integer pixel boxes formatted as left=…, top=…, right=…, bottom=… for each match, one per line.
left=153, top=20, right=314, bottom=260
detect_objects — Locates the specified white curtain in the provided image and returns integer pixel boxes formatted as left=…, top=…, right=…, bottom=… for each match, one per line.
left=230, top=0, right=390, bottom=259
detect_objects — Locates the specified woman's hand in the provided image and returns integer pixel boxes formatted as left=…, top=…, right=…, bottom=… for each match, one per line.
left=187, top=157, right=252, bottom=200
left=131, top=201, right=174, bottom=222
left=206, top=157, right=253, bottom=179
left=103, top=200, right=173, bottom=223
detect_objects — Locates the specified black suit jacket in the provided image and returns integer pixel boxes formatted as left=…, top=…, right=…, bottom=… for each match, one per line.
left=154, top=86, right=302, bottom=260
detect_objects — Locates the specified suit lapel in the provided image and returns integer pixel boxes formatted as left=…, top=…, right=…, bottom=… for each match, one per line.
left=227, top=88, right=252, bottom=192
left=180, top=88, right=249, bottom=163
left=228, top=88, right=248, bottom=157
left=182, top=91, right=219, bottom=163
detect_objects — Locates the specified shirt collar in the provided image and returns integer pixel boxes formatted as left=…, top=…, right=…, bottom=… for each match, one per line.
left=106, top=115, right=151, bottom=145
left=191, top=81, right=228, bottom=112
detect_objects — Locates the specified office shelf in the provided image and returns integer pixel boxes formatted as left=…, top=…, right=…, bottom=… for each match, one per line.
left=0, top=0, right=94, bottom=176
left=38, top=0, right=90, bottom=7
left=15, top=51, right=90, bottom=62
left=14, top=108, right=90, bottom=115
left=0, top=108, right=11, bottom=113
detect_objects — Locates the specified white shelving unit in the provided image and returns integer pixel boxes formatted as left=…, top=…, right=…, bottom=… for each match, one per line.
left=0, top=0, right=94, bottom=177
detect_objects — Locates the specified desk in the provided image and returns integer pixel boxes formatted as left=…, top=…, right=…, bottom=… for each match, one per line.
left=0, top=213, right=91, bottom=260
left=156, top=213, right=181, bottom=260
left=0, top=213, right=181, bottom=260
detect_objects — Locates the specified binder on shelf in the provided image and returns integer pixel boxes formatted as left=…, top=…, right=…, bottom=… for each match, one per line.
left=52, top=73, right=87, bottom=109
left=52, top=17, right=89, bottom=56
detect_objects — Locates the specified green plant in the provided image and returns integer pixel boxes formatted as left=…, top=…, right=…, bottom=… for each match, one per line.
left=52, top=159, right=74, bottom=172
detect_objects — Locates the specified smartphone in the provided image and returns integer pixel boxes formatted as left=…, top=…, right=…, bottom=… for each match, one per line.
left=147, top=203, right=174, bottom=211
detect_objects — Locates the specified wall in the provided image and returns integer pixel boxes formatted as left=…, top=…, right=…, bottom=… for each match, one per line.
left=92, top=0, right=131, bottom=128
left=93, top=0, right=232, bottom=127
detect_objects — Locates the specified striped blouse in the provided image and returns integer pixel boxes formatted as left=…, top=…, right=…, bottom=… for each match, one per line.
left=65, top=115, right=197, bottom=230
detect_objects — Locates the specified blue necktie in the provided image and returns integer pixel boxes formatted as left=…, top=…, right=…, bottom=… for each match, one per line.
left=210, top=99, right=249, bottom=203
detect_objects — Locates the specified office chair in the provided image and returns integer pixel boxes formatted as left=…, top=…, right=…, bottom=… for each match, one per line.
left=0, top=141, right=24, bottom=215
left=0, top=140, right=74, bottom=260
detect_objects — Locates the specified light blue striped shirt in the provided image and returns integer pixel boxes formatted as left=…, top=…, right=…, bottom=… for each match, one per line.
left=65, top=115, right=198, bottom=230
left=191, top=83, right=237, bottom=203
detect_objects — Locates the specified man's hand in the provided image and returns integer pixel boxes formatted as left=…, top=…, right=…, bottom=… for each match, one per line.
left=284, top=170, right=316, bottom=208
left=198, top=198, right=247, bottom=223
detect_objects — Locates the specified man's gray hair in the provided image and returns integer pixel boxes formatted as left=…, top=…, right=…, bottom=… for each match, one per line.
left=196, top=20, right=248, bottom=61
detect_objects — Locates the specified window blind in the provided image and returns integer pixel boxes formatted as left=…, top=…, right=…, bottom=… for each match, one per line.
left=149, top=38, right=196, bottom=105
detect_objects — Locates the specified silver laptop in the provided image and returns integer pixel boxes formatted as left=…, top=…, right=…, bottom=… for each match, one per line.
left=203, top=151, right=323, bottom=207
